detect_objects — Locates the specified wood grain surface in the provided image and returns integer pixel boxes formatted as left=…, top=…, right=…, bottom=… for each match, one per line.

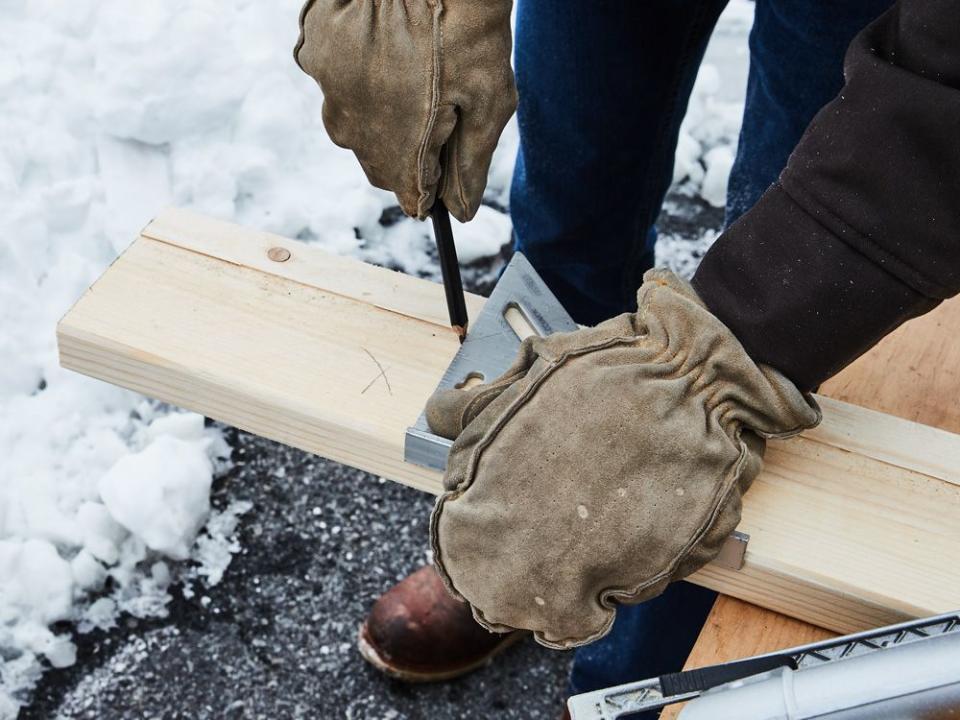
left=661, top=295, right=960, bottom=720
left=58, top=209, right=960, bottom=640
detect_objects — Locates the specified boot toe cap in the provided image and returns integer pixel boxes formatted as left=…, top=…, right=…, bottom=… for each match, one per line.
left=359, top=565, right=518, bottom=681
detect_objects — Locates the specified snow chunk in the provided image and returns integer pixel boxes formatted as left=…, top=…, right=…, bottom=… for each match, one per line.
left=76, top=501, right=128, bottom=565
left=70, top=549, right=107, bottom=591
left=701, top=146, right=735, bottom=208
left=655, top=229, right=720, bottom=280
left=183, top=500, right=254, bottom=594
left=0, top=539, right=75, bottom=626
left=80, top=598, right=118, bottom=633
left=144, top=411, right=205, bottom=443
left=41, top=634, right=77, bottom=670
left=451, top=206, right=512, bottom=264
left=0, top=539, right=79, bottom=679
left=98, top=436, right=214, bottom=561
left=365, top=203, right=511, bottom=276
left=670, top=1, right=752, bottom=203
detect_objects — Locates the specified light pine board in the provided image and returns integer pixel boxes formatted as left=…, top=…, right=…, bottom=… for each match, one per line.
left=58, top=208, right=960, bottom=636
left=662, top=296, right=960, bottom=720
left=659, top=596, right=835, bottom=720
left=821, top=298, right=960, bottom=434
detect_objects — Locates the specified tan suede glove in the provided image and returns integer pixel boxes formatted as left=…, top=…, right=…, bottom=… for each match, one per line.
left=426, top=270, right=821, bottom=649
left=294, top=0, right=517, bottom=222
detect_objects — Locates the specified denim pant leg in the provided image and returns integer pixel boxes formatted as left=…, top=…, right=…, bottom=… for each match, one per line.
left=564, top=1, right=895, bottom=712
left=726, top=0, right=895, bottom=224
left=510, top=0, right=729, bottom=327
left=568, top=583, right=718, bottom=700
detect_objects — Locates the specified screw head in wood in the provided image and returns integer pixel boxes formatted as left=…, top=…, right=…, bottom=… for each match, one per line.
left=267, top=246, right=291, bottom=263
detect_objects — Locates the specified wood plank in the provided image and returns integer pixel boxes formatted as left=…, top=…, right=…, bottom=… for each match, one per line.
left=805, top=395, right=960, bottom=488
left=60, top=232, right=454, bottom=495
left=659, top=597, right=834, bottom=720
left=687, top=596, right=835, bottom=663
left=663, top=297, right=960, bottom=720
left=821, top=298, right=960, bottom=433
left=141, top=207, right=486, bottom=329
left=57, top=209, right=960, bottom=636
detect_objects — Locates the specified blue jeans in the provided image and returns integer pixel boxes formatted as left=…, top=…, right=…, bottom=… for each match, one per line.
left=509, top=0, right=892, bottom=709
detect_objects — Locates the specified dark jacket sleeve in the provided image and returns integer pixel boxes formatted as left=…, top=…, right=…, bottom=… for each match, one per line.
left=692, top=0, right=960, bottom=391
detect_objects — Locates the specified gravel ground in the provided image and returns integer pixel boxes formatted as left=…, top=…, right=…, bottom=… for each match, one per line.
left=26, top=435, right=571, bottom=720
left=22, top=196, right=721, bottom=720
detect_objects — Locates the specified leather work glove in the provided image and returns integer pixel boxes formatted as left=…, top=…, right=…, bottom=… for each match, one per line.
left=426, top=270, right=821, bottom=649
left=294, top=0, right=517, bottom=222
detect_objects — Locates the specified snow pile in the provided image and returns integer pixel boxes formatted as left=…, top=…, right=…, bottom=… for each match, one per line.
left=0, top=398, right=237, bottom=709
left=0, top=390, right=240, bottom=713
left=673, top=64, right=744, bottom=209
left=98, top=415, right=222, bottom=562
left=365, top=205, right=514, bottom=277
left=0, top=0, right=751, bottom=712
left=1, top=0, right=379, bottom=711
left=673, top=0, right=754, bottom=208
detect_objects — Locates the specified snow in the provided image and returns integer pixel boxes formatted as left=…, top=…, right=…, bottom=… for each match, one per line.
left=701, top=146, right=736, bottom=208
left=655, top=229, right=721, bottom=280
left=367, top=205, right=514, bottom=275
left=0, top=0, right=752, bottom=713
left=99, top=435, right=214, bottom=561
left=673, top=60, right=747, bottom=207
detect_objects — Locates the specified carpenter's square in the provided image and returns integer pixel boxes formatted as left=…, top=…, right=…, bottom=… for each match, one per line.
left=403, top=250, right=750, bottom=571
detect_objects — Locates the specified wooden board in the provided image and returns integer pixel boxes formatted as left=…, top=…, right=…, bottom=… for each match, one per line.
left=688, top=595, right=835, bottom=659
left=57, top=208, right=960, bottom=636
left=661, top=295, right=960, bottom=720
left=60, top=208, right=484, bottom=496
left=659, top=597, right=835, bottom=720
left=822, top=299, right=960, bottom=433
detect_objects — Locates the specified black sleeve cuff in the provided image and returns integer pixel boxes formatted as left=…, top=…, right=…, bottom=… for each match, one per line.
left=691, top=184, right=938, bottom=391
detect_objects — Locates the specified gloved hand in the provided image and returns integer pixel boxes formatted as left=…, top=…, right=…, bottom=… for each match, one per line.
left=294, top=0, right=517, bottom=222
left=426, top=270, right=821, bottom=649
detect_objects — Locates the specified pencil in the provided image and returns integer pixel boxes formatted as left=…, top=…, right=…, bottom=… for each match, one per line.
left=429, top=198, right=469, bottom=342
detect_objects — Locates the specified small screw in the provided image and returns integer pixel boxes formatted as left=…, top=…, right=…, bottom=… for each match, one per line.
left=267, top=246, right=291, bottom=263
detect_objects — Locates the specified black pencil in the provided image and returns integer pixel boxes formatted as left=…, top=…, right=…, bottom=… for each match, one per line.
left=429, top=198, right=469, bottom=342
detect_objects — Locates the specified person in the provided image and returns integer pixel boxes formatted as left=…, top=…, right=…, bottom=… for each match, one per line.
left=294, top=0, right=960, bottom=715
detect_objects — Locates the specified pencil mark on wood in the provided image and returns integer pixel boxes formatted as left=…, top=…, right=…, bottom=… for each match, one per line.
left=361, top=347, right=392, bottom=395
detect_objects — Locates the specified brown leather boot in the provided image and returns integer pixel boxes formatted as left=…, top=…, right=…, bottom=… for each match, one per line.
left=357, top=565, right=522, bottom=682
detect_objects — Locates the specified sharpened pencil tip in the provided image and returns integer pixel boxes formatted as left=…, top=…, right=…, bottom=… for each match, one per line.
left=454, top=325, right=467, bottom=343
